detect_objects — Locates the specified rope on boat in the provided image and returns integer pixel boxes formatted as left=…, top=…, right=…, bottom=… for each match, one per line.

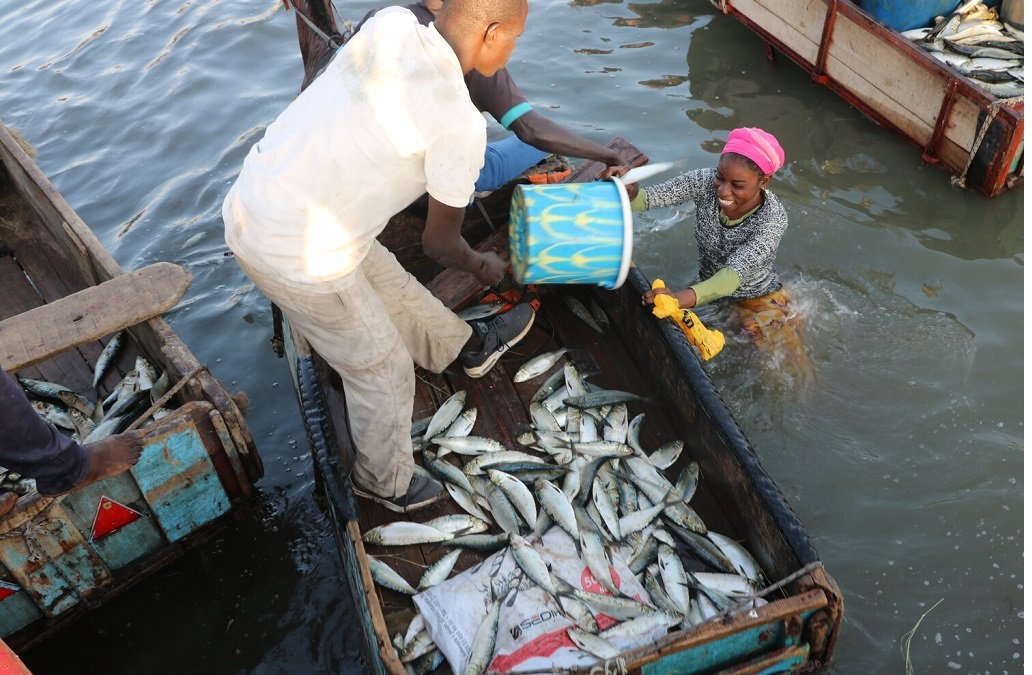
left=124, top=364, right=210, bottom=432
left=951, top=94, right=1024, bottom=189
left=285, top=0, right=349, bottom=49
left=704, top=560, right=826, bottom=626
left=0, top=500, right=63, bottom=564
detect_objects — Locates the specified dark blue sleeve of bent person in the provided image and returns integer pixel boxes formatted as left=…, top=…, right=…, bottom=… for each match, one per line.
left=0, top=370, right=89, bottom=495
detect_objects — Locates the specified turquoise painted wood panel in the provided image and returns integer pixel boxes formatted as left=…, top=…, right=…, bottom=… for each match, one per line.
left=0, top=503, right=110, bottom=618
left=641, top=610, right=816, bottom=675
left=60, top=473, right=164, bottom=570
left=0, top=579, right=42, bottom=638
left=131, top=423, right=230, bottom=542
left=643, top=623, right=780, bottom=675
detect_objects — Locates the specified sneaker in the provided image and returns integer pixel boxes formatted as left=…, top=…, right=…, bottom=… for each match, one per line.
left=460, top=303, right=536, bottom=378
left=351, top=474, right=446, bottom=514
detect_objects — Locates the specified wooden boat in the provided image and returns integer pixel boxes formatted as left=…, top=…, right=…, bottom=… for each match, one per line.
left=279, top=3, right=843, bottom=673
left=0, top=122, right=263, bottom=649
left=707, top=0, right=1023, bottom=197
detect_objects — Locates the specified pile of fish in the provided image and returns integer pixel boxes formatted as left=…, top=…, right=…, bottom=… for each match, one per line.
left=903, top=0, right=1024, bottom=99
left=19, top=331, right=173, bottom=447
left=362, top=348, right=773, bottom=674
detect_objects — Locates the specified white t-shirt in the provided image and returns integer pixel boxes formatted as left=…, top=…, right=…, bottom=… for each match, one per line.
left=223, top=7, right=486, bottom=287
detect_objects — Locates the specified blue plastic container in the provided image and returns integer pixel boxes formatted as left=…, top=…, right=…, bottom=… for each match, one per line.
left=859, top=0, right=960, bottom=31
left=509, top=179, right=633, bottom=289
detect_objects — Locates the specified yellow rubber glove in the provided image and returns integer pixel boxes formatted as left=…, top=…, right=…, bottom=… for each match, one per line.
left=650, top=279, right=725, bottom=360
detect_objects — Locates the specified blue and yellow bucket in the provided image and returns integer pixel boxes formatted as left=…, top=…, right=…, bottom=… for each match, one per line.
left=508, top=179, right=633, bottom=289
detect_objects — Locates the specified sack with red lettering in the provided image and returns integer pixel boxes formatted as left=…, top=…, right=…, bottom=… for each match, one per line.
left=414, top=528, right=667, bottom=674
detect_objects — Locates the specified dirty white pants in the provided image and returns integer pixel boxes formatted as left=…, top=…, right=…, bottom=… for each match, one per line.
left=236, top=242, right=472, bottom=498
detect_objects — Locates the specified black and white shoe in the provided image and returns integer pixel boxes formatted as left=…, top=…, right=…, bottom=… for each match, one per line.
left=351, top=474, right=446, bottom=514
left=460, top=303, right=536, bottom=378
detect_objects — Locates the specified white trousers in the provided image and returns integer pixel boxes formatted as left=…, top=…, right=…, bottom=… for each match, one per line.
left=237, top=242, right=471, bottom=498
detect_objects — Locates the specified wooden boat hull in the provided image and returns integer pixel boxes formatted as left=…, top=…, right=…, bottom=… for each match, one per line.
left=278, top=3, right=842, bottom=670
left=711, top=0, right=1023, bottom=197
left=279, top=145, right=842, bottom=672
left=0, top=122, right=264, bottom=649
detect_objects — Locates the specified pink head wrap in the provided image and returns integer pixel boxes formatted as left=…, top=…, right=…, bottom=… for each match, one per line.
left=721, top=127, right=785, bottom=175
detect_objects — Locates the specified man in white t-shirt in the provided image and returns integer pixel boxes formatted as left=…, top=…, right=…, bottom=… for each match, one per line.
left=223, top=0, right=534, bottom=513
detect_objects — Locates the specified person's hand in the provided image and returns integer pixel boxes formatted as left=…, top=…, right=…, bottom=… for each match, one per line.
left=475, top=250, right=507, bottom=287
left=642, top=286, right=697, bottom=308
left=641, top=286, right=673, bottom=306
left=601, top=164, right=630, bottom=180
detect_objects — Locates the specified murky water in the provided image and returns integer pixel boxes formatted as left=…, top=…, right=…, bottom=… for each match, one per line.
left=0, top=0, right=1023, bottom=673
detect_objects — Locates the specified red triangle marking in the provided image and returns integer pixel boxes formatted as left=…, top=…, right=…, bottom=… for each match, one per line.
left=0, top=581, right=19, bottom=602
left=90, top=496, right=144, bottom=541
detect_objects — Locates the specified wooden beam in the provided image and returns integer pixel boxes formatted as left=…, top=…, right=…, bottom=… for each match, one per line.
left=0, top=262, right=191, bottom=372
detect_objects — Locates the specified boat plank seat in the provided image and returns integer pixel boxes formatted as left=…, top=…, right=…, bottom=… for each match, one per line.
left=0, top=262, right=191, bottom=374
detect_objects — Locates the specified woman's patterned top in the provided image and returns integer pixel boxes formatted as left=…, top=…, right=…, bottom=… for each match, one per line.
left=641, top=167, right=786, bottom=300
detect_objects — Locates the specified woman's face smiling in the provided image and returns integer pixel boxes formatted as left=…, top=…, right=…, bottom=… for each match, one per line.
left=714, top=154, right=770, bottom=220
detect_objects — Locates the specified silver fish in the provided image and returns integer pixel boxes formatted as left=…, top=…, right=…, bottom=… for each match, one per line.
left=423, top=390, right=466, bottom=441
left=558, top=594, right=600, bottom=633
left=425, top=453, right=476, bottom=496
left=363, top=522, right=454, bottom=546
left=530, top=368, right=566, bottom=403
left=578, top=523, right=621, bottom=596
left=568, top=628, right=620, bottom=659
left=648, top=440, right=684, bottom=470
left=514, top=348, right=569, bottom=383
left=400, top=629, right=435, bottom=663
left=487, top=469, right=537, bottom=527
left=447, top=532, right=510, bottom=551
left=408, top=648, right=443, bottom=675
left=707, top=531, right=764, bottom=583
left=534, top=478, right=579, bottom=543
left=563, top=389, right=648, bottom=410
left=564, top=295, right=603, bottom=333
left=602, top=404, right=628, bottom=443
left=465, top=589, right=507, bottom=675
left=597, top=610, right=681, bottom=643
left=444, top=407, right=477, bottom=438
left=93, top=331, right=125, bottom=389
left=644, top=564, right=687, bottom=616
left=529, top=402, right=562, bottom=432
left=444, top=482, right=492, bottom=522
left=456, top=301, right=506, bottom=321
left=666, top=522, right=736, bottom=574
left=554, top=576, right=655, bottom=620
left=367, top=555, right=418, bottom=595
left=485, top=481, right=523, bottom=535
left=509, top=534, right=557, bottom=596
left=691, top=571, right=757, bottom=597
left=657, top=543, right=692, bottom=616
left=30, top=400, right=76, bottom=432
left=588, top=298, right=611, bottom=331
left=422, top=513, right=489, bottom=535
left=418, top=549, right=462, bottom=590
left=463, top=450, right=546, bottom=475
left=57, top=390, right=96, bottom=419
left=135, top=356, right=158, bottom=391
left=432, top=435, right=506, bottom=456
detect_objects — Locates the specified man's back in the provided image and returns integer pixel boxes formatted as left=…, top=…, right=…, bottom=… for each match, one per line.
left=224, top=7, right=485, bottom=284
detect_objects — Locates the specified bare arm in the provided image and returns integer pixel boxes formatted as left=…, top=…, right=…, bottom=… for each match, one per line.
left=509, top=111, right=623, bottom=167
left=422, top=196, right=506, bottom=286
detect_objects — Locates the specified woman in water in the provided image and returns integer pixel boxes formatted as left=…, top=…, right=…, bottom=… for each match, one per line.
left=630, top=127, right=811, bottom=385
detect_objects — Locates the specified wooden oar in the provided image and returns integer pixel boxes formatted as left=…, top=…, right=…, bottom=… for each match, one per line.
left=0, top=262, right=191, bottom=372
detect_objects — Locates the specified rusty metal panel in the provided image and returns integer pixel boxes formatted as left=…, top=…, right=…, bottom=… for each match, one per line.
left=0, top=577, right=42, bottom=638
left=131, top=415, right=230, bottom=542
left=59, top=473, right=164, bottom=570
left=0, top=500, right=111, bottom=619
